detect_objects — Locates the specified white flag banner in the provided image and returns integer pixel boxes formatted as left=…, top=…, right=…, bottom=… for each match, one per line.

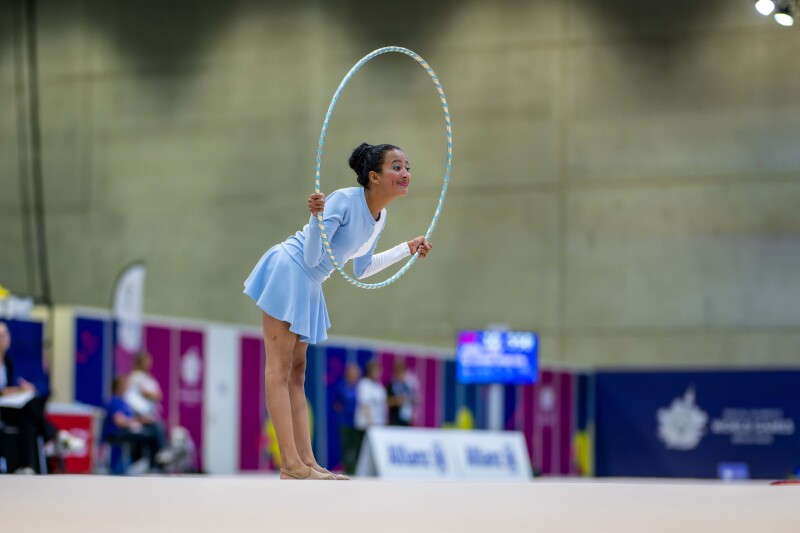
left=112, top=262, right=146, bottom=353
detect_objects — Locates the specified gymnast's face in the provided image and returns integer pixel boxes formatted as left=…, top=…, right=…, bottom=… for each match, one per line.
left=371, top=149, right=411, bottom=198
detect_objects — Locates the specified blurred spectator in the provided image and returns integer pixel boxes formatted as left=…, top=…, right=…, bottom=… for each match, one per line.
left=102, top=375, right=172, bottom=473
left=125, top=352, right=163, bottom=419
left=355, top=359, right=387, bottom=432
left=0, top=320, right=80, bottom=474
left=166, top=426, right=197, bottom=474
left=333, top=362, right=361, bottom=475
left=386, top=359, right=417, bottom=427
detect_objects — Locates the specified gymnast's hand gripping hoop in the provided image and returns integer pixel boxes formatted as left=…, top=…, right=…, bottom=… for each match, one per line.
left=314, top=46, right=453, bottom=289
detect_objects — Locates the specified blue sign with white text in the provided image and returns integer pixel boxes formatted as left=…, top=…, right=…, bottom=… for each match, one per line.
left=456, top=330, right=538, bottom=384
left=595, top=370, right=800, bottom=479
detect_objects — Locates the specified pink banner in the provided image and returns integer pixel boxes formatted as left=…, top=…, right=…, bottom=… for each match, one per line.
left=113, top=345, right=136, bottom=378
left=239, top=335, right=265, bottom=471
left=178, top=329, right=204, bottom=470
left=145, top=325, right=172, bottom=425
left=422, top=358, right=439, bottom=427
left=516, top=370, right=578, bottom=475
left=378, top=351, right=395, bottom=384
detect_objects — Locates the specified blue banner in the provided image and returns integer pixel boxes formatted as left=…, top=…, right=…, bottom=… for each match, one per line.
left=4, top=319, right=48, bottom=396
left=595, top=370, right=800, bottom=479
left=74, top=317, right=107, bottom=407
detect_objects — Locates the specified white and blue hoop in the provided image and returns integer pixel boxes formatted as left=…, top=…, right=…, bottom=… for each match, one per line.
left=314, top=46, right=453, bottom=289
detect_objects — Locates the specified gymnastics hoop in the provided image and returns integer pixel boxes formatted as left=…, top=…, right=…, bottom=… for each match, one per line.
left=314, top=46, right=452, bottom=289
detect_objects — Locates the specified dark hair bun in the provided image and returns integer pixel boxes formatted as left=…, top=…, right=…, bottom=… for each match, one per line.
left=348, top=142, right=400, bottom=188
left=349, top=142, right=372, bottom=172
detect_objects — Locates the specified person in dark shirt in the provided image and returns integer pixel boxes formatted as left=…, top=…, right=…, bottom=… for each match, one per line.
left=386, top=359, right=416, bottom=427
left=0, top=320, right=61, bottom=473
left=333, top=363, right=361, bottom=475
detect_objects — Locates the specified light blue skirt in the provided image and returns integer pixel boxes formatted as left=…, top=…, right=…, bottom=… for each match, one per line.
left=243, top=244, right=331, bottom=344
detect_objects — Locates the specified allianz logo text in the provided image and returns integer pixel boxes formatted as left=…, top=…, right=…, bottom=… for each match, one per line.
left=465, top=445, right=518, bottom=472
left=387, top=442, right=447, bottom=472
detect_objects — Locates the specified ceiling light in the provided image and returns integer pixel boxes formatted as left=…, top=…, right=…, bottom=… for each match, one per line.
left=774, top=8, right=795, bottom=26
left=755, top=0, right=776, bottom=16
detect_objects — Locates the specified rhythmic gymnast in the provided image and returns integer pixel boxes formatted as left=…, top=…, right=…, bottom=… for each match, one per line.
left=243, top=142, right=433, bottom=480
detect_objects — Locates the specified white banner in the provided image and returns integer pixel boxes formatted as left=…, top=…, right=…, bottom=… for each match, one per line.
left=356, top=427, right=532, bottom=481
left=0, top=284, right=34, bottom=319
left=112, top=262, right=146, bottom=352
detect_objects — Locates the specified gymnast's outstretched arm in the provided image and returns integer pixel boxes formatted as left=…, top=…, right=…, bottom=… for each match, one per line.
left=354, top=243, right=410, bottom=279
left=354, top=236, right=432, bottom=279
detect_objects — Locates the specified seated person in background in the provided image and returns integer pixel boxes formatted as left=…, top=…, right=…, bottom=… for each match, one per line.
left=103, top=376, right=172, bottom=472
left=125, top=352, right=163, bottom=420
left=0, top=320, right=81, bottom=473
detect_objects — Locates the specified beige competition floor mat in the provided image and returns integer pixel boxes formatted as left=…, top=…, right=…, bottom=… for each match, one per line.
left=1, top=475, right=796, bottom=532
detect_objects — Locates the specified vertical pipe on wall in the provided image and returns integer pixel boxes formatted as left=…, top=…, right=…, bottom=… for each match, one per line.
left=11, top=0, right=37, bottom=297
left=21, top=0, right=53, bottom=306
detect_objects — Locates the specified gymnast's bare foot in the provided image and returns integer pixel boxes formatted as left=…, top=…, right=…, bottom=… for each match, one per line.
left=306, top=462, right=350, bottom=480
left=280, top=465, right=335, bottom=480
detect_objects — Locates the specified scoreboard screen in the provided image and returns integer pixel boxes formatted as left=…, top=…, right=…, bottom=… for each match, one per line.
left=456, top=330, right=539, bottom=385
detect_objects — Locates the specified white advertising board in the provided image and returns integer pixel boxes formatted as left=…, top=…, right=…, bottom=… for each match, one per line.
left=356, top=427, right=532, bottom=481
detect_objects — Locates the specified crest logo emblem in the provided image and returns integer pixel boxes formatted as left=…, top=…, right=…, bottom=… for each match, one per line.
left=657, top=387, right=708, bottom=450
left=181, top=348, right=202, bottom=387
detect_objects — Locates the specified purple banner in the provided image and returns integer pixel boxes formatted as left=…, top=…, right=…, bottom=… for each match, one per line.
left=113, top=344, right=136, bottom=378
left=422, top=358, right=439, bottom=427
left=178, top=329, right=204, bottom=470
left=144, top=325, right=172, bottom=426
left=509, top=370, right=577, bottom=475
left=239, top=335, right=265, bottom=471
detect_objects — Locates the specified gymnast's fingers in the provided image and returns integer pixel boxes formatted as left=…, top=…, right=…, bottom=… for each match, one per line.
left=308, top=193, right=325, bottom=215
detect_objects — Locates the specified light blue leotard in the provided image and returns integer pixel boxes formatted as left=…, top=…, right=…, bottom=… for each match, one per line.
left=243, top=187, right=409, bottom=344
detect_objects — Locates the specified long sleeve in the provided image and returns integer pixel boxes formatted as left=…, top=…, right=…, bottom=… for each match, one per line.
left=354, top=242, right=411, bottom=279
left=304, top=192, right=348, bottom=268
left=356, top=380, right=368, bottom=408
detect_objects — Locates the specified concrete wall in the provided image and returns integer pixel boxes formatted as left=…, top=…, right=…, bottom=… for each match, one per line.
left=2, top=0, right=799, bottom=365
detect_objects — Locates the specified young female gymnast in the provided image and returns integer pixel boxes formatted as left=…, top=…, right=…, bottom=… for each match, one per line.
left=243, top=143, right=433, bottom=480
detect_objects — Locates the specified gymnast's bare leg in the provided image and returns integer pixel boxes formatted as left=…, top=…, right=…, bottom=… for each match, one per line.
left=289, top=340, right=349, bottom=479
left=262, top=311, right=333, bottom=480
